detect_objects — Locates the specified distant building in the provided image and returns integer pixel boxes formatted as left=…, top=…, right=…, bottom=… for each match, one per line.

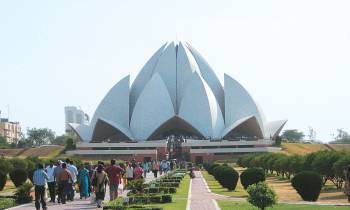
left=0, top=118, right=21, bottom=144
left=64, top=106, right=89, bottom=134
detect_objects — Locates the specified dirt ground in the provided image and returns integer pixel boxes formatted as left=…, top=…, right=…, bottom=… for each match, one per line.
left=266, top=176, right=348, bottom=203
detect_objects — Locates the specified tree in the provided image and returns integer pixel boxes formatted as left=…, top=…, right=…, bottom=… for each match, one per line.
left=26, top=128, right=55, bottom=146
left=51, top=135, right=67, bottom=145
left=330, top=129, right=350, bottom=144
left=281, top=129, right=304, bottom=142
left=65, top=138, right=76, bottom=151
left=0, top=136, right=7, bottom=147
left=247, top=182, right=277, bottom=210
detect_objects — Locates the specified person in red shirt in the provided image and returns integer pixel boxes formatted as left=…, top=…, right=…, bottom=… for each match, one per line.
left=133, top=163, right=144, bottom=180
left=104, top=159, right=124, bottom=200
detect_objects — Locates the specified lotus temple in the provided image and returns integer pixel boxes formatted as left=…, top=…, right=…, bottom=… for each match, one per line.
left=68, top=41, right=286, bottom=163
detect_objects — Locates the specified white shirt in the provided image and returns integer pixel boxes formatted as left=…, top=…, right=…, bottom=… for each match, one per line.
left=67, top=164, right=78, bottom=182
left=126, top=166, right=133, bottom=178
left=46, top=165, right=56, bottom=183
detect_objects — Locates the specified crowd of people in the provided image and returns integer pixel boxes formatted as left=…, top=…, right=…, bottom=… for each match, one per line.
left=32, top=158, right=179, bottom=209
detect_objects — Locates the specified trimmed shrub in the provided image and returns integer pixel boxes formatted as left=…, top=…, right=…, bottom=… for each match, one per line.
left=212, top=165, right=225, bottom=185
left=149, top=195, right=162, bottom=203
left=14, top=182, right=33, bottom=204
left=169, top=187, right=176, bottom=194
left=161, top=194, right=172, bottom=203
left=0, top=198, right=16, bottom=209
left=9, top=159, right=27, bottom=171
left=291, top=171, right=322, bottom=201
left=10, top=169, right=28, bottom=187
left=0, top=158, right=13, bottom=175
left=240, top=168, right=266, bottom=189
left=247, top=182, right=277, bottom=210
left=220, top=167, right=239, bottom=191
left=207, top=163, right=220, bottom=175
left=0, top=172, right=7, bottom=191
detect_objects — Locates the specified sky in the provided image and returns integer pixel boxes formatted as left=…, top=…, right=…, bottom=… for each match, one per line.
left=0, top=0, right=349, bottom=142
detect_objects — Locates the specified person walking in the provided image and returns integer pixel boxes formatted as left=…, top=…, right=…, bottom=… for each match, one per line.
left=46, top=160, right=56, bottom=203
left=151, top=161, right=159, bottom=178
left=57, top=163, right=73, bottom=204
left=142, top=161, right=149, bottom=178
left=33, top=163, right=48, bottom=210
left=91, top=164, right=109, bottom=208
left=105, top=159, right=124, bottom=200
left=53, top=160, right=64, bottom=203
left=344, top=165, right=350, bottom=202
left=133, top=163, right=144, bottom=180
left=78, top=164, right=90, bottom=199
left=126, top=162, right=134, bottom=184
left=67, top=160, right=78, bottom=201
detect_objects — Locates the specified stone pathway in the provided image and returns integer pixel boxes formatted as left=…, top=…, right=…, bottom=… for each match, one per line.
left=188, top=171, right=221, bottom=210
left=8, top=172, right=159, bottom=210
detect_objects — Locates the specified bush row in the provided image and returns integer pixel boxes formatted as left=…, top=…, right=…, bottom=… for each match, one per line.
left=204, top=163, right=239, bottom=191
left=237, top=150, right=350, bottom=189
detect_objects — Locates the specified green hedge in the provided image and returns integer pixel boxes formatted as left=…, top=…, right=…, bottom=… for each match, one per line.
left=291, top=171, right=323, bottom=201
left=240, top=168, right=266, bottom=189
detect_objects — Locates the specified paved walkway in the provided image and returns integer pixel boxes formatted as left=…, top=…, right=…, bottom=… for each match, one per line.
left=188, top=171, right=221, bottom=210
left=9, top=172, right=159, bottom=210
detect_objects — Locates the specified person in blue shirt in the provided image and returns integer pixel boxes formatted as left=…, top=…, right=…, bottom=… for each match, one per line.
left=33, top=163, right=48, bottom=210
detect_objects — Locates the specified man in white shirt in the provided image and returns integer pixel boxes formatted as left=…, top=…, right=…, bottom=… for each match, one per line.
left=67, top=160, right=78, bottom=201
left=46, top=160, right=57, bottom=203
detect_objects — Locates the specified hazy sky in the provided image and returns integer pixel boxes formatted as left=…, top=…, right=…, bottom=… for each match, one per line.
left=1, top=0, right=349, bottom=142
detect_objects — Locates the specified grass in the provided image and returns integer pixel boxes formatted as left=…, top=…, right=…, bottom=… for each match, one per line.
left=218, top=200, right=350, bottom=210
left=18, top=145, right=64, bottom=158
left=281, top=143, right=330, bottom=155
left=143, top=174, right=191, bottom=210
left=202, top=170, right=247, bottom=197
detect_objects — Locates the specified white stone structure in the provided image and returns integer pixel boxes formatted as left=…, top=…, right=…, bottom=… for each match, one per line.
left=70, top=42, right=286, bottom=142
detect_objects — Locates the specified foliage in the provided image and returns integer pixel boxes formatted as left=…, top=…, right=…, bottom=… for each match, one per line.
left=0, top=157, right=13, bottom=175
left=0, top=198, right=16, bottom=209
left=65, top=138, right=76, bottom=151
left=311, top=151, right=342, bottom=185
left=291, top=171, right=323, bottom=201
left=281, top=129, right=304, bottom=142
left=220, top=167, right=239, bottom=191
left=10, top=168, right=28, bottom=187
left=9, top=158, right=28, bottom=171
left=26, top=127, right=56, bottom=146
left=330, top=128, right=350, bottom=144
left=204, top=163, right=239, bottom=191
left=14, top=182, right=33, bottom=204
left=0, top=172, right=7, bottom=191
left=240, top=168, right=266, bottom=189
left=247, top=182, right=277, bottom=210
left=127, top=179, right=146, bottom=194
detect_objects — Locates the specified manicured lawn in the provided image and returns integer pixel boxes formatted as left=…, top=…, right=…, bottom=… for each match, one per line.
left=144, top=174, right=190, bottom=210
left=202, top=170, right=247, bottom=197
left=218, top=200, right=350, bottom=210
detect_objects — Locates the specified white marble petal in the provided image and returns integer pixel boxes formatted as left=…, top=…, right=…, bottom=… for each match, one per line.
left=152, top=42, right=177, bottom=110
left=68, top=123, right=91, bottom=142
left=130, top=73, right=175, bottom=141
left=129, top=43, right=167, bottom=117
left=179, top=72, right=225, bottom=138
left=186, top=42, right=225, bottom=115
left=176, top=42, right=199, bottom=111
left=224, top=74, right=265, bottom=136
left=265, top=120, right=288, bottom=140
left=90, top=75, right=130, bottom=132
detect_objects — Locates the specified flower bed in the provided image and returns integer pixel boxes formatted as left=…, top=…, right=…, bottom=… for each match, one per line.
left=104, top=170, right=185, bottom=210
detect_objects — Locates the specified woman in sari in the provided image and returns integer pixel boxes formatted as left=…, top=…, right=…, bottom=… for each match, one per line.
left=78, top=165, right=90, bottom=199
left=91, top=164, right=109, bottom=208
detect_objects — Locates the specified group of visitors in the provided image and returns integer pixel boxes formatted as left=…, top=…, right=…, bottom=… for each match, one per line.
left=32, top=158, right=179, bottom=209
